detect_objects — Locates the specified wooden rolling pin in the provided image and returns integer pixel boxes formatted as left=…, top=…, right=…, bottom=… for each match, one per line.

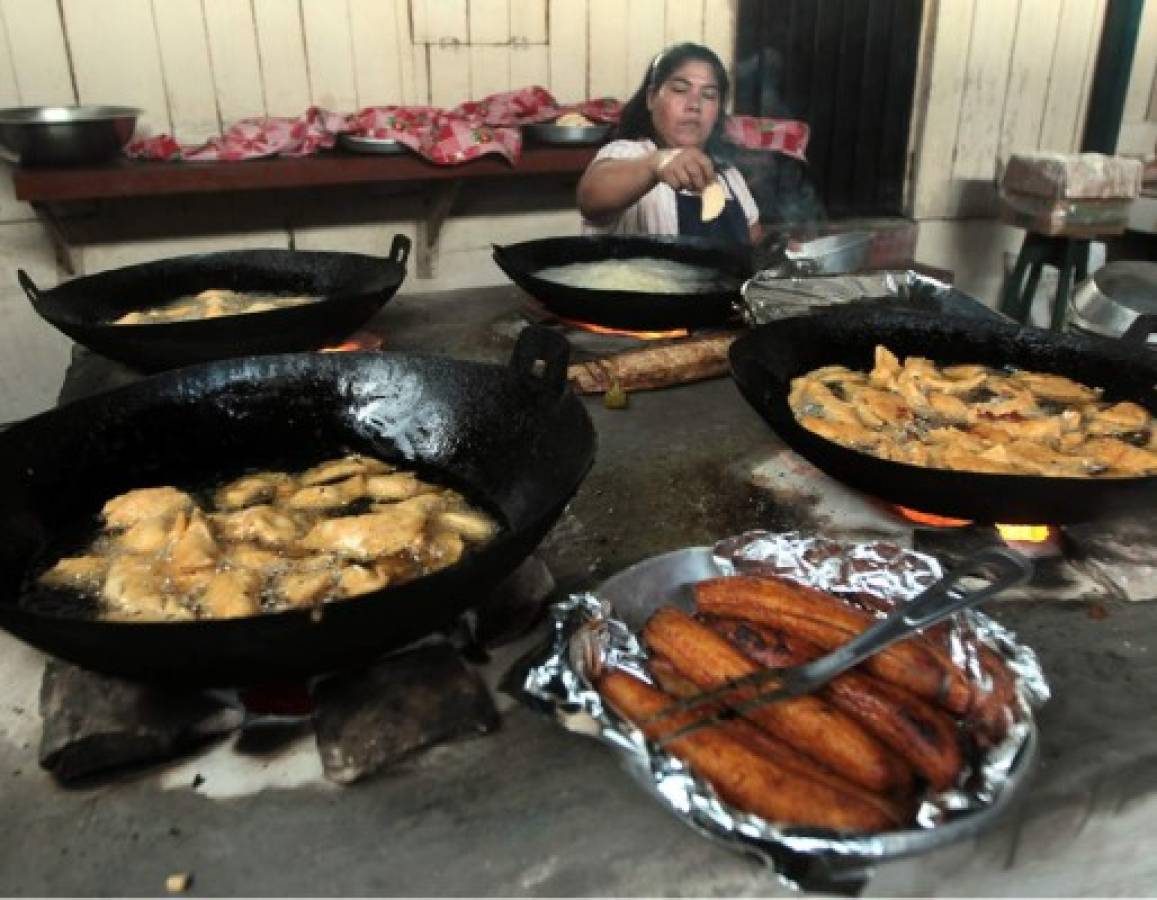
left=567, top=333, right=739, bottom=395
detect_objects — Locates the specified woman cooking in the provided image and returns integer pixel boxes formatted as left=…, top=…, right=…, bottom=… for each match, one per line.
left=577, top=43, right=762, bottom=246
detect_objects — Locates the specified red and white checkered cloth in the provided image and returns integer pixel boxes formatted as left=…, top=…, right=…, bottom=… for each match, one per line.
left=126, top=87, right=808, bottom=165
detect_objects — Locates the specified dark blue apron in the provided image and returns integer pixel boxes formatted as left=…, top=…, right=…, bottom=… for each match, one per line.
left=676, top=178, right=751, bottom=245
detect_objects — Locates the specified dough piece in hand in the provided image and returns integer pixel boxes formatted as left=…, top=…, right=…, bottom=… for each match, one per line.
left=701, top=179, right=726, bottom=222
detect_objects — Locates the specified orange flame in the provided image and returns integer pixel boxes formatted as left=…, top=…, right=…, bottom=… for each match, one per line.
left=892, top=505, right=972, bottom=528
left=555, top=316, right=688, bottom=341
left=320, top=331, right=383, bottom=353
left=995, top=524, right=1053, bottom=543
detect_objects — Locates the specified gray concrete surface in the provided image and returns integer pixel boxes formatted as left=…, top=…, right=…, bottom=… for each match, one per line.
left=2, top=286, right=1156, bottom=896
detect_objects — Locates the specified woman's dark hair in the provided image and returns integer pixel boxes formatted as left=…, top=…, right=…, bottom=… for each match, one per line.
left=615, top=42, right=733, bottom=158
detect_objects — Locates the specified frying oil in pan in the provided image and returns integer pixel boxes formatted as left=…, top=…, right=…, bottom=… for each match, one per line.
left=112, top=289, right=320, bottom=325
left=23, top=451, right=503, bottom=623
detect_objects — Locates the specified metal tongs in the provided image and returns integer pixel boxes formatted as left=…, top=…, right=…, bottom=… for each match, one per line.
left=647, top=546, right=1034, bottom=746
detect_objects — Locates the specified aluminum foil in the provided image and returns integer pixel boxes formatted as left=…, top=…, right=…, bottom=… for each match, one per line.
left=517, top=531, right=1049, bottom=893
left=739, top=269, right=980, bottom=326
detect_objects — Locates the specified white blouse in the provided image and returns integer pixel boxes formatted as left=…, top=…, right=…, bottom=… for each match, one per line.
left=581, top=138, right=761, bottom=237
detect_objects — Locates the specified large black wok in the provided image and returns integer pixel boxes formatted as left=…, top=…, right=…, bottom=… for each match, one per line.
left=492, top=235, right=753, bottom=331
left=0, top=327, right=595, bottom=685
left=729, top=306, right=1157, bottom=524
left=18, top=235, right=411, bottom=372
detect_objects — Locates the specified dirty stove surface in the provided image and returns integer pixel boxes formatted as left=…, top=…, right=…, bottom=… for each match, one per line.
left=5, top=284, right=1157, bottom=896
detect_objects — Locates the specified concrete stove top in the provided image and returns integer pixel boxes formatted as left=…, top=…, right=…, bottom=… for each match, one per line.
left=3, top=284, right=1156, bottom=896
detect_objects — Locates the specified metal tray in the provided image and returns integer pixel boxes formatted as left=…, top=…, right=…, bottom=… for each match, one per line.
left=523, top=123, right=612, bottom=146
left=518, top=541, right=1044, bottom=891
left=337, top=133, right=407, bottom=155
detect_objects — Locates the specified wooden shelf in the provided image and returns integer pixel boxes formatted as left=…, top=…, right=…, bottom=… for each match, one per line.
left=11, top=145, right=598, bottom=204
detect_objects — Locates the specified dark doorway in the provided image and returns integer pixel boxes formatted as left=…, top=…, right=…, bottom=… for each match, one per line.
left=734, top=0, right=924, bottom=224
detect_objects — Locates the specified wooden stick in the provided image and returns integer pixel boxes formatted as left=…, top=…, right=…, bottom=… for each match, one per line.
left=567, top=333, right=738, bottom=394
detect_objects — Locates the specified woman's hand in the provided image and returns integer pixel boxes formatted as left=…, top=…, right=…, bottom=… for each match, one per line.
left=651, top=147, right=716, bottom=193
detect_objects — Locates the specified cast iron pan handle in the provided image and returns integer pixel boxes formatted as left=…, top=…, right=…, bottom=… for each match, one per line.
left=18, top=269, right=43, bottom=306
left=389, top=234, right=412, bottom=269
left=1122, top=313, right=1156, bottom=346
left=510, top=324, right=571, bottom=399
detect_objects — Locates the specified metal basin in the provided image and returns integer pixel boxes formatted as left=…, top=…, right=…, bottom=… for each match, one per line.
left=0, top=106, right=140, bottom=166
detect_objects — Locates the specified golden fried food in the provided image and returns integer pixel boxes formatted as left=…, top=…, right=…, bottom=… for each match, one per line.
left=597, top=669, right=904, bottom=832
left=789, top=346, right=1155, bottom=477
left=36, top=454, right=499, bottom=622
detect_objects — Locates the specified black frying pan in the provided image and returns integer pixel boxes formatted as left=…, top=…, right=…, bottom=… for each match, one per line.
left=729, top=306, right=1157, bottom=524
left=492, top=235, right=753, bottom=331
left=18, top=235, right=411, bottom=372
left=0, top=326, right=595, bottom=685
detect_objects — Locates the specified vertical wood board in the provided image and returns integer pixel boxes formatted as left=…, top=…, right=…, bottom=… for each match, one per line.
left=0, top=0, right=75, bottom=105
left=547, top=0, right=587, bottom=101
left=151, top=0, right=220, bottom=141
left=470, top=44, right=511, bottom=97
left=702, top=0, right=737, bottom=74
left=997, top=0, right=1062, bottom=164
left=587, top=0, right=630, bottom=98
left=202, top=0, right=267, bottom=123
left=349, top=0, right=405, bottom=107
left=911, top=0, right=976, bottom=218
left=470, top=0, right=510, bottom=44
left=510, top=0, right=547, bottom=43
left=664, top=0, right=703, bottom=45
left=301, top=0, right=358, bottom=110
left=411, top=0, right=468, bottom=44
left=627, top=0, right=666, bottom=84
left=61, top=0, right=171, bottom=133
left=429, top=42, right=471, bottom=106
left=950, top=0, right=1018, bottom=186
left=252, top=0, right=313, bottom=116
left=1038, top=0, right=1104, bottom=152
left=509, top=41, right=549, bottom=88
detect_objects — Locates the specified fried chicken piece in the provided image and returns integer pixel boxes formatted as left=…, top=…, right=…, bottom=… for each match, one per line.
left=199, top=569, right=262, bottom=618
left=300, top=455, right=392, bottom=486
left=299, top=505, right=427, bottom=560
left=39, top=555, right=109, bottom=592
left=215, top=472, right=295, bottom=510
left=926, top=391, right=972, bottom=424
left=226, top=543, right=285, bottom=572
left=275, top=570, right=336, bottom=608
left=102, top=555, right=192, bottom=621
left=435, top=509, right=498, bottom=543
left=798, top=414, right=883, bottom=451
left=167, top=509, right=220, bottom=571
left=213, top=505, right=300, bottom=548
left=854, top=388, right=913, bottom=429
left=118, top=515, right=174, bottom=554
left=868, top=345, right=901, bottom=390
left=1079, top=438, right=1157, bottom=476
left=1083, top=402, right=1152, bottom=436
left=336, top=563, right=391, bottom=598
left=287, top=475, right=367, bottom=510
left=364, top=472, right=439, bottom=502
left=1010, top=370, right=1102, bottom=404
left=419, top=530, right=465, bottom=573
left=102, top=486, right=193, bottom=530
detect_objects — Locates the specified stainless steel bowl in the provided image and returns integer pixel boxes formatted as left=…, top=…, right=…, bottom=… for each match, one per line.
left=1070, top=260, right=1157, bottom=347
left=0, top=106, right=140, bottom=166
left=523, top=122, right=612, bottom=146
left=785, top=231, right=874, bottom=275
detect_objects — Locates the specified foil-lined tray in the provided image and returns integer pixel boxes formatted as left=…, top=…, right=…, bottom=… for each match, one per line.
left=516, top=532, right=1049, bottom=893
left=739, top=269, right=1004, bottom=327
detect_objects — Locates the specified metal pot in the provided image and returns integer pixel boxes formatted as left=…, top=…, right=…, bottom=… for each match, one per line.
left=1070, top=260, right=1157, bottom=348
left=0, top=106, right=140, bottom=166
left=784, top=231, right=873, bottom=276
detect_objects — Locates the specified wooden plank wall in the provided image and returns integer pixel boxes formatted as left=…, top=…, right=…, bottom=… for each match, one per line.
left=909, top=0, right=1112, bottom=219
left=0, top=0, right=737, bottom=144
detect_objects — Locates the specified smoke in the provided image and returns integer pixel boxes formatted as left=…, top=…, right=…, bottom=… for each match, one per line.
left=730, top=51, right=829, bottom=245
